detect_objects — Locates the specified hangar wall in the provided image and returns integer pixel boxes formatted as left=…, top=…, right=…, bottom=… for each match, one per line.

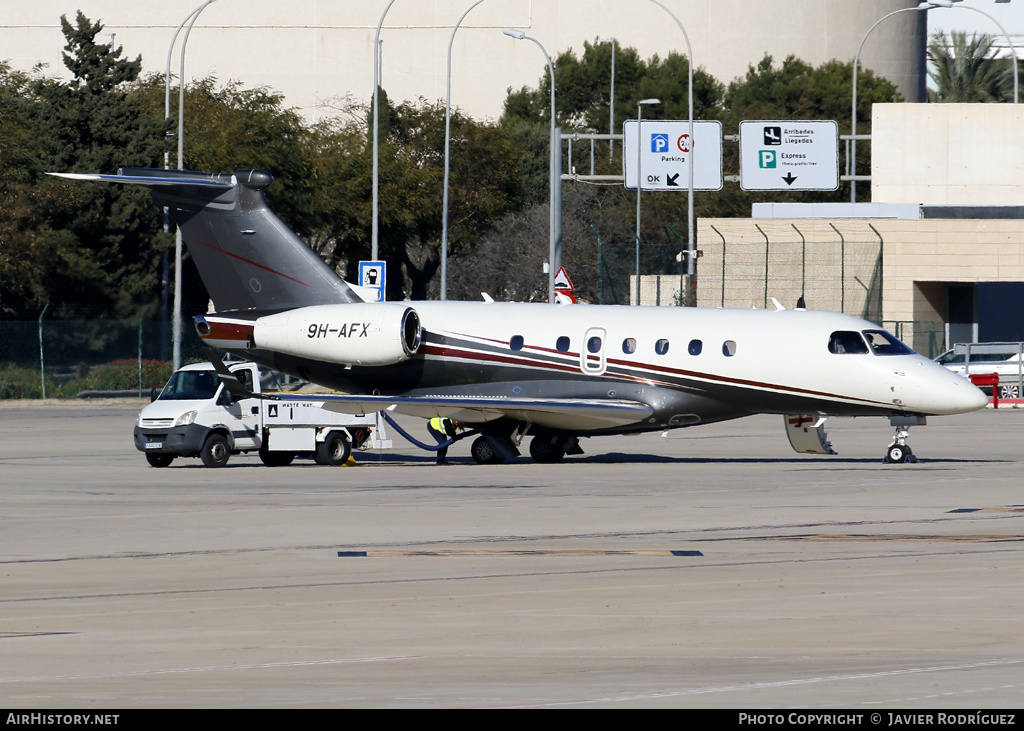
left=872, top=103, right=1024, bottom=205
left=1, top=0, right=923, bottom=122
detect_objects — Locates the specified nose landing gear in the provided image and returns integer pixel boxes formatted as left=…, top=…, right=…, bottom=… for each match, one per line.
left=883, top=415, right=925, bottom=464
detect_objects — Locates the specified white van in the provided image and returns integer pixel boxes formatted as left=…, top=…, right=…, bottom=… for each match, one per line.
left=133, top=361, right=389, bottom=467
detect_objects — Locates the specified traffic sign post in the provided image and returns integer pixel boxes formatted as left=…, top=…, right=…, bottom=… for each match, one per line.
left=622, top=119, right=723, bottom=192
left=738, top=121, right=839, bottom=191
left=358, top=260, right=386, bottom=302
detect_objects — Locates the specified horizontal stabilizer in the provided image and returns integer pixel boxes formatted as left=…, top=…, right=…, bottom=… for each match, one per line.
left=49, top=171, right=233, bottom=191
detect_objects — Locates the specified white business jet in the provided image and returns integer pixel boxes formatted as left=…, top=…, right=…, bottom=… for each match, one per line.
left=54, top=168, right=987, bottom=464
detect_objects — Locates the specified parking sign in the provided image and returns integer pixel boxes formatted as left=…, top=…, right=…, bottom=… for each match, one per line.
left=622, top=120, right=723, bottom=192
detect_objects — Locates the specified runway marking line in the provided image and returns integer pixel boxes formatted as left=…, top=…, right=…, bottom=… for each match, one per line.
left=337, top=550, right=704, bottom=557
left=751, top=534, right=1023, bottom=543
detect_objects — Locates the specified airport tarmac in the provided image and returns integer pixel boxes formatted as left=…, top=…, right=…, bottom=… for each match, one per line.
left=0, top=400, right=1022, bottom=708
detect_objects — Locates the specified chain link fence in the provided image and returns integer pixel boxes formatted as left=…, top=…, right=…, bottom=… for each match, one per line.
left=698, top=220, right=883, bottom=322
left=0, top=311, right=208, bottom=399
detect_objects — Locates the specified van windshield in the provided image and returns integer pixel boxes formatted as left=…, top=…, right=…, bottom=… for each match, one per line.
left=159, top=370, right=220, bottom=401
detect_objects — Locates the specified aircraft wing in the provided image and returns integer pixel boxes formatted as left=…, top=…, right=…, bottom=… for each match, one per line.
left=304, top=393, right=654, bottom=431
left=204, top=347, right=653, bottom=431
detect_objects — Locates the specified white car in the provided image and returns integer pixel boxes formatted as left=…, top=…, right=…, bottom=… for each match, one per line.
left=934, top=346, right=1024, bottom=398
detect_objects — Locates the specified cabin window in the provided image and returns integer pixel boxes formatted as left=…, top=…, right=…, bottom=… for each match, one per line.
left=722, top=340, right=737, bottom=357
left=688, top=339, right=702, bottom=356
left=828, top=331, right=869, bottom=355
left=556, top=336, right=570, bottom=353
left=655, top=339, right=670, bottom=355
left=622, top=338, right=636, bottom=354
left=587, top=336, right=602, bottom=354
left=509, top=335, right=524, bottom=351
left=862, top=329, right=915, bottom=356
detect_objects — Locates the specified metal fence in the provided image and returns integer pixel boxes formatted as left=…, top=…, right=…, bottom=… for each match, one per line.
left=0, top=314, right=207, bottom=398
left=699, top=220, right=883, bottom=322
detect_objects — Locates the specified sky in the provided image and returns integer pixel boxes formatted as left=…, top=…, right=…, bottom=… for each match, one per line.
left=928, top=0, right=1024, bottom=55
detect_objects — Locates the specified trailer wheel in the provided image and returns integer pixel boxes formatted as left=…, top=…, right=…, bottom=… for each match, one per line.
left=201, top=433, right=230, bottom=468
left=315, top=432, right=351, bottom=466
left=259, top=448, right=295, bottom=467
left=145, top=453, right=174, bottom=468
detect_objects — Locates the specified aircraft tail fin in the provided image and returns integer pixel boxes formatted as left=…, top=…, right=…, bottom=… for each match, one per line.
left=51, top=168, right=360, bottom=311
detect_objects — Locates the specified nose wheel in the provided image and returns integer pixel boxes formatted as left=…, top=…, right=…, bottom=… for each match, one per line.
left=883, top=422, right=918, bottom=464
left=885, top=442, right=914, bottom=464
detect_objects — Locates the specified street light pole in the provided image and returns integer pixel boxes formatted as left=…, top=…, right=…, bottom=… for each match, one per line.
left=599, top=38, right=616, bottom=162
left=372, top=0, right=400, bottom=262
left=635, top=98, right=660, bottom=307
left=504, top=29, right=559, bottom=304
left=647, top=0, right=695, bottom=304
left=851, top=1, right=1019, bottom=202
left=442, top=0, right=490, bottom=301
left=166, top=0, right=218, bottom=370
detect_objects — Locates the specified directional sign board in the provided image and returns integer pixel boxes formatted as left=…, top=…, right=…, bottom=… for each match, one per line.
left=622, top=119, right=723, bottom=192
left=739, top=120, right=839, bottom=191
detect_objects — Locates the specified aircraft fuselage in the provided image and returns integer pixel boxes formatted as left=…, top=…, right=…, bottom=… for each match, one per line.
left=206, top=301, right=985, bottom=437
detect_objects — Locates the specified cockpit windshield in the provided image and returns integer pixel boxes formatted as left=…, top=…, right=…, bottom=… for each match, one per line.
left=861, top=329, right=916, bottom=356
left=158, top=370, right=221, bottom=401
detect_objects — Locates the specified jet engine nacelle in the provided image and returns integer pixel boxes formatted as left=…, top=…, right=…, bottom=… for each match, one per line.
left=252, top=303, right=421, bottom=366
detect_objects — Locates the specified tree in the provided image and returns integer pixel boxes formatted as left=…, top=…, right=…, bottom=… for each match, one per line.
left=501, top=41, right=725, bottom=204
left=928, top=31, right=1015, bottom=103
left=0, top=61, right=45, bottom=312
left=447, top=184, right=629, bottom=304
left=0, top=12, right=170, bottom=317
left=308, top=95, right=524, bottom=300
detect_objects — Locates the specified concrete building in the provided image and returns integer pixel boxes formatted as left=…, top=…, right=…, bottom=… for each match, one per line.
left=3, top=1, right=924, bottom=122
left=696, top=104, right=1024, bottom=357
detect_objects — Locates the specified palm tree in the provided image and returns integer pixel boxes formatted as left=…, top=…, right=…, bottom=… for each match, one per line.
left=927, top=31, right=1015, bottom=103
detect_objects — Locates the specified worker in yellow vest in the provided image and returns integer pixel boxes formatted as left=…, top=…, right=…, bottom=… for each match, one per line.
left=427, top=416, right=460, bottom=465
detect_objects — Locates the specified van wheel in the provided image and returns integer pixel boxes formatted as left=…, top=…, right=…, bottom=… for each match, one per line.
left=146, top=453, right=174, bottom=468
left=999, top=384, right=1019, bottom=399
left=315, top=432, right=351, bottom=466
left=201, top=434, right=231, bottom=468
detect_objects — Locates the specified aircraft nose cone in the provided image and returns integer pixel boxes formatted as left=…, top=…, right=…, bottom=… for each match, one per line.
left=961, top=380, right=990, bottom=412
left=934, top=371, right=988, bottom=414
left=908, top=361, right=989, bottom=415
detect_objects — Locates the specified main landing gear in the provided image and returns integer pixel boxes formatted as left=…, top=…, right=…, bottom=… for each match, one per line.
left=469, top=430, right=582, bottom=464
left=883, top=415, right=924, bottom=464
